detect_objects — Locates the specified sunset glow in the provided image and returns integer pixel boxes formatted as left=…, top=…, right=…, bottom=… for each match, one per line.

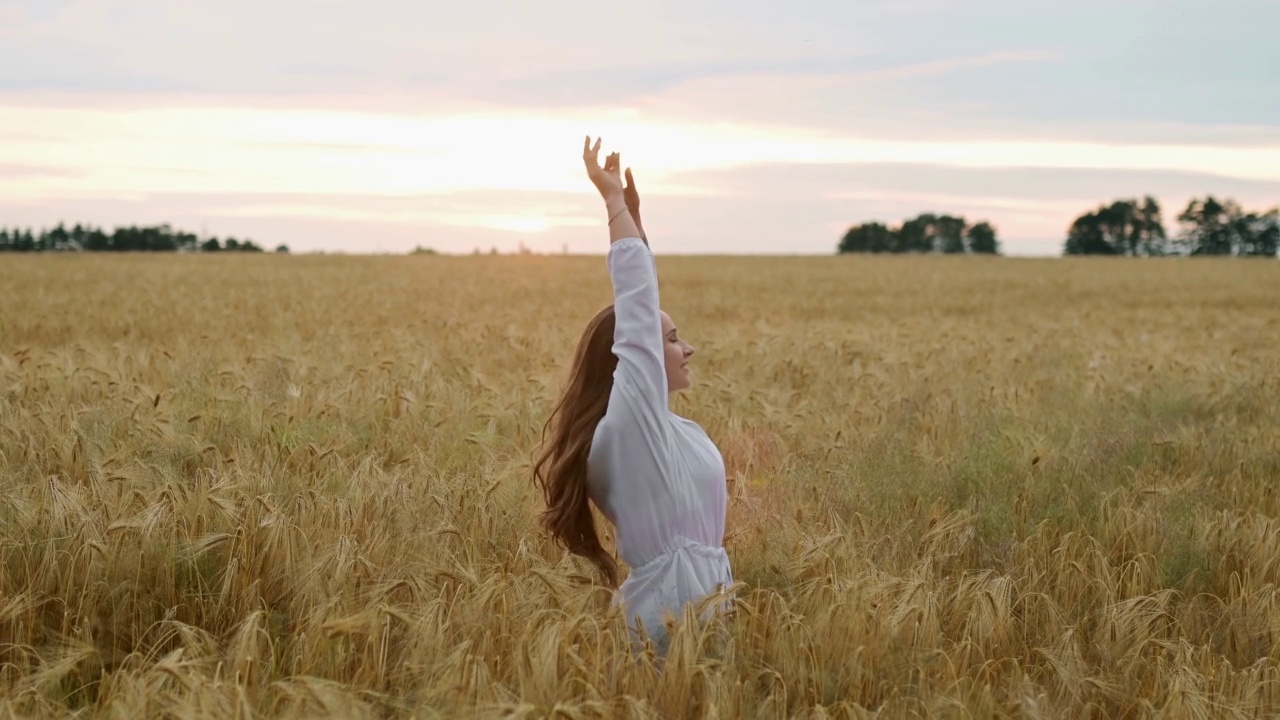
left=6, top=105, right=1280, bottom=205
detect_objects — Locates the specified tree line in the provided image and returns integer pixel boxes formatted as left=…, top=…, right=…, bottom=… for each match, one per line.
left=838, top=213, right=1000, bottom=255
left=0, top=223, right=288, bottom=253
left=1065, top=195, right=1278, bottom=257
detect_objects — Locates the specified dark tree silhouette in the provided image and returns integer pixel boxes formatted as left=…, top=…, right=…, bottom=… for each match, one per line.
left=896, top=214, right=938, bottom=253
left=1064, top=195, right=1275, bottom=257
left=1174, top=196, right=1280, bottom=257
left=935, top=215, right=967, bottom=254
left=840, top=213, right=1000, bottom=255
left=1236, top=210, right=1280, bottom=257
left=0, top=222, right=267, bottom=253
left=1065, top=197, right=1167, bottom=256
left=1176, top=196, right=1236, bottom=255
left=839, top=222, right=897, bottom=253
left=966, top=222, right=999, bottom=254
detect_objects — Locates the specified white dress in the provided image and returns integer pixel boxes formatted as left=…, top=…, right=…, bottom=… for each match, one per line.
left=586, top=237, right=734, bottom=649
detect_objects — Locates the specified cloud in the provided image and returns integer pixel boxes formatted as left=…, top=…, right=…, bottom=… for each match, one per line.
left=848, top=51, right=1061, bottom=84
left=3, top=0, right=1275, bottom=135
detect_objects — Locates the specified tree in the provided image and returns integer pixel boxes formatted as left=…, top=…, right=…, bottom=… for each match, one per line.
left=275, top=244, right=290, bottom=254
left=896, top=213, right=938, bottom=253
left=1173, top=197, right=1278, bottom=257
left=841, top=214, right=997, bottom=255
left=1065, top=213, right=1114, bottom=255
left=935, top=215, right=967, bottom=254
left=1177, top=196, right=1238, bottom=255
left=890, top=213, right=968, bottom=253
left=1099, top=200, right=1138, bottom=255
left=174, top=232, right=199, bottom=252
left=839, top=222, right=896, bottom=253
left=1065, top=197, right=1167, bottom=256
left=111, top=226, right=139, bottom=251
left=0, top=222, right=279, bottom=253
left=1135, top=197, right=1168, bottom=255
left=45, top=222, right=71, bottom=251
left=966, top=222, right=1000, bottom=254
left=84, top=226, right=110, bottom=251
left=1235, top=210, right=1280, bottom=257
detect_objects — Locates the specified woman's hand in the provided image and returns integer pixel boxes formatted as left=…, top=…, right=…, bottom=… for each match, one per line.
left=583, top=136, right=624, bottom=201
left=583, top=136, right=643, bottom=244
left=624, top=168, right=640, bottom=218
left=624, top=167, right=647, bottom=243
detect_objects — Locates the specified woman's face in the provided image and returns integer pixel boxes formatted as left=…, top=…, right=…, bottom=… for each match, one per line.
left=661, top=311, right=694, bottom=393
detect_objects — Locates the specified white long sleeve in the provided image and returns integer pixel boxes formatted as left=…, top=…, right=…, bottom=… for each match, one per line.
left=600, top=236, right=676, bottom=497
left=586, top=237, right=733, bottom=651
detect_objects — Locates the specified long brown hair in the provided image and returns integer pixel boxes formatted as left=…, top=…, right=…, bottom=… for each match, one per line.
left=532, top=304, right=620, bottom=586
left=532, top=301, right=622, bottom=584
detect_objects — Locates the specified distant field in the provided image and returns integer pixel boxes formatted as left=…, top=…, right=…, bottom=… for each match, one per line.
left=2, top=253, right=1279, bottom=718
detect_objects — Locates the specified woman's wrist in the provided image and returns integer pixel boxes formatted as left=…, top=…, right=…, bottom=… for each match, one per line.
left=603, top=194, right=627, bottom=218
left=607, top=205, right=629, bottom=225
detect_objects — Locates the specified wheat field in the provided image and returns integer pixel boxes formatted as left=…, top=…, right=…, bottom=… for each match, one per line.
left=1, top=252, right=1278, bottom=718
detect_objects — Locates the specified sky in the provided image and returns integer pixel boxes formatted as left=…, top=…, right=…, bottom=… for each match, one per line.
left=1, top=0, right=1278, bottom=256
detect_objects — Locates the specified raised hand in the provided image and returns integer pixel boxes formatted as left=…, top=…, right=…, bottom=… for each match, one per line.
left=583, top=136, right=624, bottom=201
left=624, top=167, right=647, bottom=243
left=624, top=167, right=640, bottom=218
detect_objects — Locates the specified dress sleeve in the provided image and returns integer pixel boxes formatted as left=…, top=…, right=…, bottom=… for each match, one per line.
left=600, top=236, right=675, bottom=487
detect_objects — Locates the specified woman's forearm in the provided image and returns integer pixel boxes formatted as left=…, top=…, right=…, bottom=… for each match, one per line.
left=605, top=193, right=643, bottom=245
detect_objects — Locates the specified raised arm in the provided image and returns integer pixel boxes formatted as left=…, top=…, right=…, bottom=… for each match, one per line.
left=584, top=136, right=667, bottom=407
left=583, top=137, right=674, bottom=483
left=608, top=236, right=668, bottom=416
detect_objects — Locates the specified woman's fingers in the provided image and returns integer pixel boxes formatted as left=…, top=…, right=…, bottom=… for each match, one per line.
left=583, top=136, right=603, bottom=169
left=581, top=137, right=628, bottom=198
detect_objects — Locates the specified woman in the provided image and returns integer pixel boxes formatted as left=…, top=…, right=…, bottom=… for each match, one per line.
left=532, top=137, right=734, bottom=652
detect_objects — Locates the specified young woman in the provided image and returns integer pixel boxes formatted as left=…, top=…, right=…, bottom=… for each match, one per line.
left=532, top=137, right=734, bottom=651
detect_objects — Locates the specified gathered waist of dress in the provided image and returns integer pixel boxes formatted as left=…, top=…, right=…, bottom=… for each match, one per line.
left=625, top=535, right=730, bottom=577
